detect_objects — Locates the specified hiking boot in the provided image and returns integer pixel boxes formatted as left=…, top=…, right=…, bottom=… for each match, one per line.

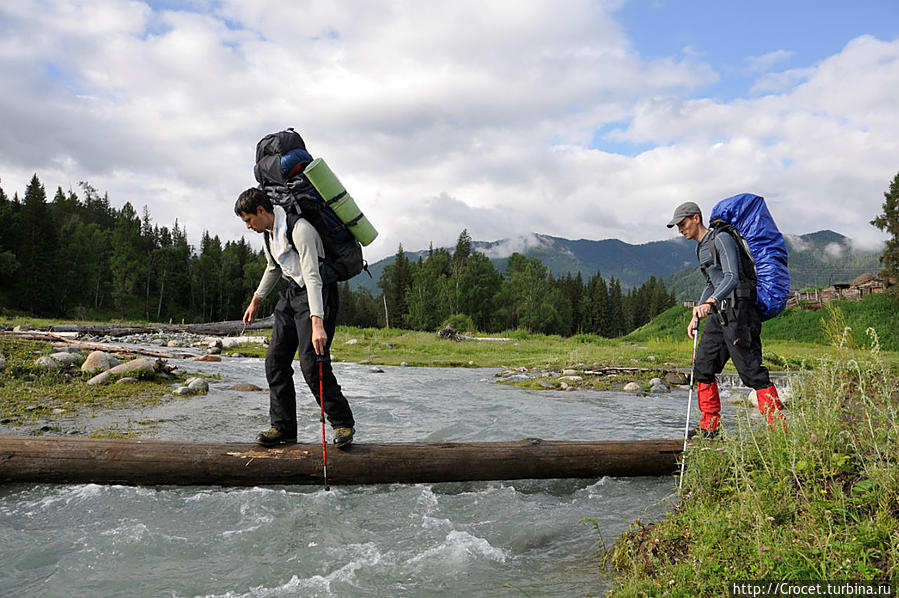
left=255, top=427, right=297, bottom=447
left=687, top=427, right=720, bottom=441
left=333, top=427, right=355, bottom=448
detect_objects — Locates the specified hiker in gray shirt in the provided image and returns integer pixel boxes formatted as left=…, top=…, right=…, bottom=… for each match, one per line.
left=668, top=201, right=784, bottom=439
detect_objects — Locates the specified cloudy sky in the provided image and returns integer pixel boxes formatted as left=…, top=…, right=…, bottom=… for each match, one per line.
left=1, top=0, right=897, bottom=261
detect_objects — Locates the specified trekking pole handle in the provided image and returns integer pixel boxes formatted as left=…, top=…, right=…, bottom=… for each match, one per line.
left=707, top=300, right=727, bottom=326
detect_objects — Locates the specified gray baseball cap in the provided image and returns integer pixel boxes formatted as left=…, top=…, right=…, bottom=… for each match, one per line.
left=666, top=202, right=702, bottom=228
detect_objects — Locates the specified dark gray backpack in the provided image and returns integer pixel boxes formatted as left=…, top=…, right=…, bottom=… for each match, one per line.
left=254, top=129, right=367, bottom=284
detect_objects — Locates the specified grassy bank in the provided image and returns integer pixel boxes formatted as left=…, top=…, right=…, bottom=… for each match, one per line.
left=606, top=325, right=899, bottom=594
left=0, top=337, right=191, bottom=435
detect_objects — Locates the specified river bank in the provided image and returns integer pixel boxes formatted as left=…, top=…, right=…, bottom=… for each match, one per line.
left=606, top=332, right=899, bottom=595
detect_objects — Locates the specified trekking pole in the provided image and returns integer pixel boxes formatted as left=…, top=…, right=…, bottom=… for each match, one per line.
left=678, top=325, right=699, bottom=492
left=317, top=355, right=330, bottom=491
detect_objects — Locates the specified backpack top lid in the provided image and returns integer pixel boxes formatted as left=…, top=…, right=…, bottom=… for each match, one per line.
left=254, top=129, right=306, bottom=186
left=709, top=193, right=790, bottom=320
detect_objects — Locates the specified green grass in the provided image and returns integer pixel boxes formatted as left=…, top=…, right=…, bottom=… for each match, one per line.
left=605, top=328, right=899, bottom=595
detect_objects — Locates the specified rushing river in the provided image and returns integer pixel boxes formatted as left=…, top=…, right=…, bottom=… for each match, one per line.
left=0, top=356, right=735, bottom=597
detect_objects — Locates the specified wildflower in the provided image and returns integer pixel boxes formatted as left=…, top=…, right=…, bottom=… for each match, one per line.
left=760, top=545, right=768, bottom=552
left=810, top=433, right=818, bottom=443
left=820, top=489, right=827, bottom=495
left=774, top=555, right=781, bottom=561
left=766, top=516, right=775, bottom=522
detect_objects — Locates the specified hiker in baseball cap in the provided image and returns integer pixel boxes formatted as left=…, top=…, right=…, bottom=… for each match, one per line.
left=667, top=202, right=702, bottom=228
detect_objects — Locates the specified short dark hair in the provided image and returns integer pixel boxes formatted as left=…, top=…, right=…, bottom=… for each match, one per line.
left=234, top=188, right=272, bottom=217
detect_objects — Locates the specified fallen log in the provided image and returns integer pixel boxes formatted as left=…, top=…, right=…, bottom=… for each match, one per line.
left=0, top=435, right=682, bottom=486
left=48, top=317, right=274, bottom=337
left=0, top=331, right=193, bottom=359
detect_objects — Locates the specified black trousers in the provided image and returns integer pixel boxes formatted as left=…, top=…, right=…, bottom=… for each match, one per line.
left=265, top=282, right=355, bottom=435
left=694, top=298, right=772, bottom=391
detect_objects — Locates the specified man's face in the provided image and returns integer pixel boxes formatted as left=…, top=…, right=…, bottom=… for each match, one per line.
left=239, top=206, right=269, bottom=233
left=676, top=214, right=701, bottom=241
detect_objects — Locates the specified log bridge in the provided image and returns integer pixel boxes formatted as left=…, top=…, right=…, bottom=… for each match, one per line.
left=0, top=435, right=682, bottom=487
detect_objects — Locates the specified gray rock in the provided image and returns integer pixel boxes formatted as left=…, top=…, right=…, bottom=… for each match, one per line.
left=227, top=383, right=263, bottom=392
left=51, top=408, right=66, bottom=414
left=369, top=367, right=385, bottom=374
left=187, top=378, right=209, bottom=392
left=173, top=386, right=194, bottom=396
left=81, top=351, right=112, bottom=373
left=13, top=324, right=33, bottom=332
left=665, top=371, right=688, bottom=385
left=559, top=375, right=583, bottom=382
left=345, top=339, right=359, bottom=345
left=504, top=374, right=530, bottom=381
left=34, top=356, right=59, bottom=371
left=536, top=380, right=556, bottom=389
left=623, top=382, right=642, bottom=393
left=206, top=346, right=222, bottom=355
left=115, top=377, right=140, bottom=384
left=559, top=382, right=570, bottom=390
left=561, top=369, right=578, bottom=376
left=87, top=357, right=156, bottom=386
left=649, top=378, right=670, bottom=393
left=49, top=352, right=78, bottom=367
left=400, top=362, right=409, bottom=367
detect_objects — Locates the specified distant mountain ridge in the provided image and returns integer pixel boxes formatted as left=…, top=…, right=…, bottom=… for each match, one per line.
left=353, top=230, right=883, bottom=300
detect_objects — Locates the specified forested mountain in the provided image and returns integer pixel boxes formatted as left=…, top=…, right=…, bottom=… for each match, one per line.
left=354, top=234, right=696, bottom=293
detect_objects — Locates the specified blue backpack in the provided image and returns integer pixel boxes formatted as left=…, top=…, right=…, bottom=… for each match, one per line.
left=707, top=193, right=790, bottom=320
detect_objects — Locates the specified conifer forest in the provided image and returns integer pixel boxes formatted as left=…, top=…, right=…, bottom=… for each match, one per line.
left=0, top=174, right=675, bottom=336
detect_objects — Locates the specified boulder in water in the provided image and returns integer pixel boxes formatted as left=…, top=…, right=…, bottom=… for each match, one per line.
left=226, top=383, right=263, bottom=392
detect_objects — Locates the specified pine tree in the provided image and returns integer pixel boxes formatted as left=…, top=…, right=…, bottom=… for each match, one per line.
left=16, top=174, right=58, bottom=313
left=110, top=202, right=144, bottom=319
left=0, top=178, right=20, bottom=290
left=378, top=244, right=413, bottom=328
left=871, top=171, right=899, bottom=286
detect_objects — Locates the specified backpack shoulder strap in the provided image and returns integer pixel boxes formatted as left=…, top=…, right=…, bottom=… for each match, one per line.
left=262, top=208, right=302, bottom=270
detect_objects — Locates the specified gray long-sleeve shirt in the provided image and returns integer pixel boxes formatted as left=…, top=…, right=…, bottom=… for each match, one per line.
left=697, top=228, right=741, bottom=305
left=254, top=205, right=326, bottom=318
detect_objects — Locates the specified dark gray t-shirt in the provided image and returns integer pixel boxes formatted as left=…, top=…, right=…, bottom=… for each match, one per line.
left=697, top=229, right=741, bottom=304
